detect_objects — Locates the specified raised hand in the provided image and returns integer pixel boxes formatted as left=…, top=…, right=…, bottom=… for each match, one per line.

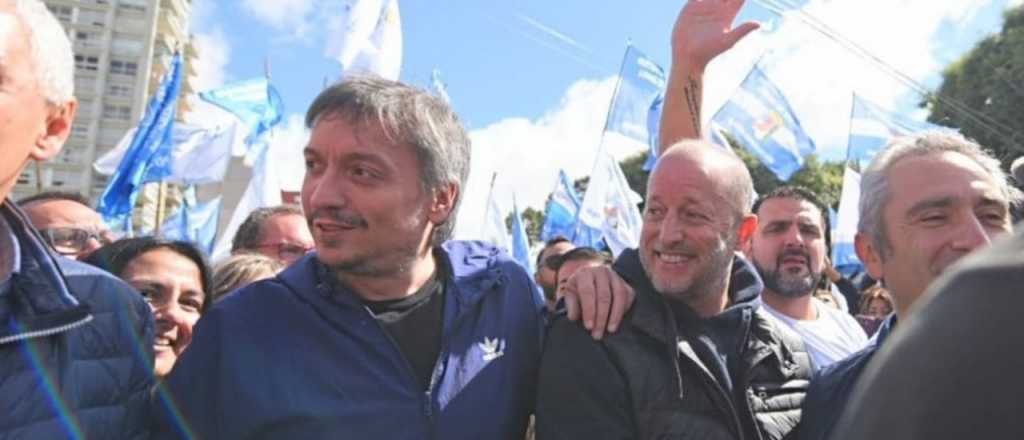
left=671, top=0, right=760, bottom=69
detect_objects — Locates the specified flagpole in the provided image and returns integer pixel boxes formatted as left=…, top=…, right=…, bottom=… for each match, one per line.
left=154, top=182, right=167, bottom=235
left=481, top=172, right=498, bottom=237
left=33, top=162, right=43, bottom=193
left=845, top=92, right=856, bottom=170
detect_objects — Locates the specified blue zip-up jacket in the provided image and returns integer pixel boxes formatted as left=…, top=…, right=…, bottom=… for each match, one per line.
left=797, top=314, right=897, bottom=440
left=153, top=241, right=547, bottom=440
left=0, top=201, right=154, bottom=439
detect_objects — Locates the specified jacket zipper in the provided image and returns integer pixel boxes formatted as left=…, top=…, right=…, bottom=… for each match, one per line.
left=0, top=314, right=94, bottom=345
left=362, top=306, right=436, bottom=420
left=663, top=304, right=747, bottom=440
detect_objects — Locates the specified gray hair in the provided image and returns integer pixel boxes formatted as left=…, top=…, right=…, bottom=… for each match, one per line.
left=305, top=76, right=471, bottom=246
left=232, top=205, right=305, bottom=253
left=5, top=0, right=75, bottom=104
left=858, top=130, right=1020, bottom=253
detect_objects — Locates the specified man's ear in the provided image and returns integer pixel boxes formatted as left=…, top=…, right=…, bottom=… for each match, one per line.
left=855, top=233, right=885, bottom=281
left=735, top=214, right=757, bottom=251
left=30, top=100, right=77, bottom=162
left=427, top=183, right=459, bottom=226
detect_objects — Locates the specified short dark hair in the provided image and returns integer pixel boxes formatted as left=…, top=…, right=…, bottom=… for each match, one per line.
left=18, top=190, right=91, bottom=208
left=752, top=186, right=832, bottom=252
left=231, top=205, right=304, bottom=253
left=535, top=236, right=572, bottom=269
left=305, top=76, right=471, bottom=247
left=551, top=247, right=611, bottom=277
left=83, top=237, right=214, bottom=314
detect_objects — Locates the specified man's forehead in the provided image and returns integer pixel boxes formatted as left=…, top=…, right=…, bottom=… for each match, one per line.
left=758, top=198, right=823, bottom=223
left=887, top=153, right=1007, bottom=212
left=25, top=199, right=103, bottom=225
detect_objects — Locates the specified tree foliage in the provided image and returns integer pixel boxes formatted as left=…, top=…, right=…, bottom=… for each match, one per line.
left=925, top=5, right=1024, bottom=166
left=505, top=206, right=545, bottom=243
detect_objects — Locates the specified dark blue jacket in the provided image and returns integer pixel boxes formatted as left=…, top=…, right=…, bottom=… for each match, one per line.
left=0, top=202, right=154, bottom=439
left=798, top=314, right=897, bottom=440
left=153, top=241, right=547, bottom=440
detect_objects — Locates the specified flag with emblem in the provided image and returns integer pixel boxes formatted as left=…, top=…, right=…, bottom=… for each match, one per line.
left=710, top=66, right=816, bottom=181
left=577, top=150, right=643, bottom=257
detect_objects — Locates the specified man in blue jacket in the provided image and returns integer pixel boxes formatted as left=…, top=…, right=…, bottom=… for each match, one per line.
left=798, top=131, right=1019, bottom=440
left=154, top=77, right=632, bottom=439
left=0, top=1, right=155, bottom=437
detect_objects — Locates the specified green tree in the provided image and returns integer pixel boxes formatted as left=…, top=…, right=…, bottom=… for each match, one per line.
left=925, top=5, right=1024, bottom=166
left=505, top=206, right=545, bottom=244
left=732, top=145, right=844, bottom=209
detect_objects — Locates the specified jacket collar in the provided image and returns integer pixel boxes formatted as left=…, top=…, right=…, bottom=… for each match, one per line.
left=614, top=248, right=764, bottom=345
left=0, top=201, right=92, bottom=345
left=280, top=241, right=509, bottom=329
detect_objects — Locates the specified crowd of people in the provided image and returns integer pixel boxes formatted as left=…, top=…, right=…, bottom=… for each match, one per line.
left=2, top=0, right=1022, bottom=438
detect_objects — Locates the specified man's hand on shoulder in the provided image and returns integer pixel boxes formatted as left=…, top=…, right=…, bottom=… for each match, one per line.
left=561, top=266, right=635, bottom=341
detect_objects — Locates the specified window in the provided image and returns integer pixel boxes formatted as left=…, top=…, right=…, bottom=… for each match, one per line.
left=74, top=30, right=103, bottom=49
left=74, top=55, right=99, bottom=72
left=47, top=5, right=73, bottom=22
left=111, top=38, right=143, bottom=56
left=107, top=84, right=132, bottom=97
left=109, top=60, right=138, bottom=76
left=70, top=125, right=90, bottom=142
left=117, top=2, right=146, bottom=13
left=77, top=9, right=106, bottom=27
left=102, top=104, right=131, bottom=121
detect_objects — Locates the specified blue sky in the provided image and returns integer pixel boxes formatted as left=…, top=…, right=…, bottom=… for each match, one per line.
left=189, top=0, right=1019, bottom=238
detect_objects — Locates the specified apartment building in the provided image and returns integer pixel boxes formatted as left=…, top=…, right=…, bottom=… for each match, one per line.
left=14, top=0, right=198, bottom=204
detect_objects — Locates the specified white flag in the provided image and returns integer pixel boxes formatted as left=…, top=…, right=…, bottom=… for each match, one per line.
left=94, top=121, right=247, bottom=185
left=832, top=167, right=863, bottom=268
left=324, top=0, right=402, bottom=80
left=481, top=191, right=510, bottom=253
left=578, top=150, right=644, bottom=256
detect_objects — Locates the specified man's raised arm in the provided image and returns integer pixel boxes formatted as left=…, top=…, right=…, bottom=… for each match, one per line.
left=659, top=0, right=759, bottom=153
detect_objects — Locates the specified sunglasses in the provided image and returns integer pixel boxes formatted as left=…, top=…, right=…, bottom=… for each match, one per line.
left=40, top=226, right=118, bottom=256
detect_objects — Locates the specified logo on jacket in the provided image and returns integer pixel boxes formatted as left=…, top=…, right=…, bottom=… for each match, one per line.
left=479, top=337, right=505, bottom=362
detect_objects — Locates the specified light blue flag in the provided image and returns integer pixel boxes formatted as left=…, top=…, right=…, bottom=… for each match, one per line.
left=606, top=45, right=666, bottom=145
left=642, top=92, right=664, bottom=171
left=847, top=94, right=950, bottom=170
left=832, top=166, right=862, bottom=272
left=540, top=170, right=582, bottom=241
left=161, top=196, right=222, bottom=255
left=577, top=150, right=644, bottom=257
left=199, top=78, right=284, bottom=147
left=711, top=66, right=816, bottom=181
left=511, top=196, right=534, bottom=274
left=98, top=53, right=183, bottom=222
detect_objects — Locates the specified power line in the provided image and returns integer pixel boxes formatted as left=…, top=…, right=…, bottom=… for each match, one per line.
left=752, top=0, right=1024, bottom=152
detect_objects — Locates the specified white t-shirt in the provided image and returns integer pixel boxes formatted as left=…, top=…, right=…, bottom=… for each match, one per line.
left=763, top=299, right=868, bottom=371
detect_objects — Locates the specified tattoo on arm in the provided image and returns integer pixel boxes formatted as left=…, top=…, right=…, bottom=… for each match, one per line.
left=682, top=76, right=702, bottom=138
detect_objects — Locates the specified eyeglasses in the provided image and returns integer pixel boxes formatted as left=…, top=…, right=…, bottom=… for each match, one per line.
left=40, top=226, right=118, bottom=256
left=255, top=242, right=314, bottom=262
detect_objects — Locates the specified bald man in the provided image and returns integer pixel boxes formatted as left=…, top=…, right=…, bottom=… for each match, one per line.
left=536, top=142, right=812, bottom=440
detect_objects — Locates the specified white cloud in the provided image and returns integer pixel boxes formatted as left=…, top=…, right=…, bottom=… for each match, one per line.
left=185, top=1, right=234, bottom=125
left=240, top=0, right=318, bottom=40
left=191, top=29, right=230, bottom=91
left=453, top=77, right=649, bottom=241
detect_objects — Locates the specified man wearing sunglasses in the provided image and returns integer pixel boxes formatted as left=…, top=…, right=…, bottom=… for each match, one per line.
left=19, top=191, right=116, bottom=259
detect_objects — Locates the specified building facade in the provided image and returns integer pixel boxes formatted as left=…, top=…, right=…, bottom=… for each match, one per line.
left=15, top=0, right=198, bottom=203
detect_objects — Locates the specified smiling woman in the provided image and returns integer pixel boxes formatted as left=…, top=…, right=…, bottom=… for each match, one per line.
left=83, top=237, right=213, bottom=378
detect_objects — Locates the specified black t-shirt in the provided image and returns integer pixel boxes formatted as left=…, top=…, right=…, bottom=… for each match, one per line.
left=363, top=265, right=446, bottom=391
